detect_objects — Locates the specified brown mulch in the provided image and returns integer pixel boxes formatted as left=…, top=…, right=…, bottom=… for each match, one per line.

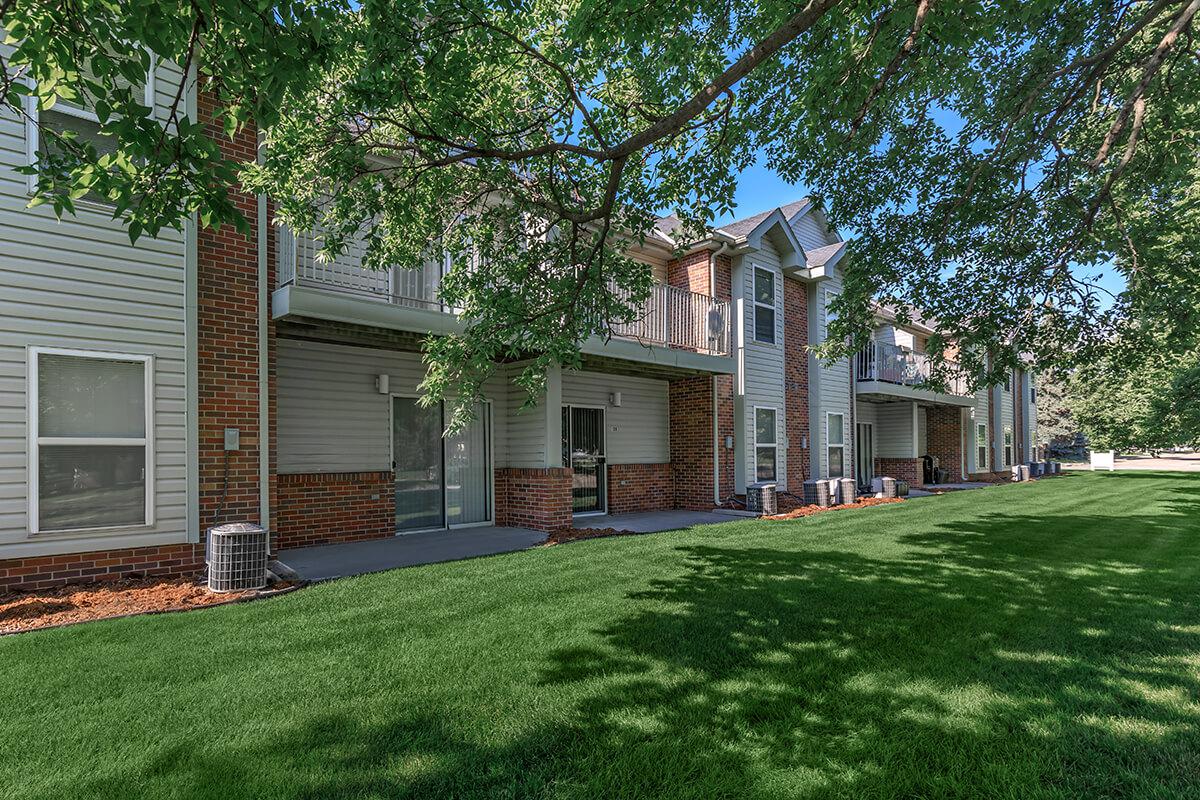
left=0, top=577, right=266, bottom=635
left=763, top=496, right=904, bottom=520
left=542, top=526, right=640, bottom=545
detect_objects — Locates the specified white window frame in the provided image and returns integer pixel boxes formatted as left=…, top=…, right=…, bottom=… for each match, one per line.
left=1003, top=426, right=1014, bottom=467
left=753, top=405, right=778, bottom=482
left=28, top=347, right=155, bottom=535
left=976, top=422, right=989, bottom=472
left=823, top=288, right=841, bottom=344
left=826, top=411, right=846, bottom=478
left=751, top=266, right=777, bottom=345
left=24, top=57, right=157, bottom=196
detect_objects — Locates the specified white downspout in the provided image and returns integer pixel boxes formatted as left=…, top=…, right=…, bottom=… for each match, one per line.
left=710, top=241, right=730, bottom=506
left=256, top=134, right=270, bottom=530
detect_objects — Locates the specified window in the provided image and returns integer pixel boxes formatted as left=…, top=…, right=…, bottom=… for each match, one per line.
left=1030, top=385, right=1037, bottom=403
left=1003, top=373, right=1012, bottom=393
left=1003, top=427, right=1014, bottom=467
left=29, top=348, right=153, bottom=533
left=752, top=267, right=776, bottom=344
left=754, top=407, right=777, bottom=481
left=827, top=412, right=845, bottom=478
left=976, top=423, right=988, bottom=471
left=824, top=288, right=840, bottom=336
left=24, top=59, right=155, bottom=202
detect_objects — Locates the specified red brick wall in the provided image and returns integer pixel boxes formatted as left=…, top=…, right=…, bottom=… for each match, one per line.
left=607, top=463, right=672, bottom=514
left=495, top=468, right=573, bottom=531
left=197, top=89, right=269, bottom=534
left=670, top=377, right=718, bottom=510
left=874, top=457, right=922, bottom=486
left=0, top=544, right=206, bottom=592
left=667, top=250, right=712, bottom=295
left=716, top=374, right=735, bottom=502
left=274, top=472, right=394, bottom=549
left=784, top=278, right=809, bottom=490
left=669, top=247, right=732, bottom=301
left=925, top=406, right=964, bottom=483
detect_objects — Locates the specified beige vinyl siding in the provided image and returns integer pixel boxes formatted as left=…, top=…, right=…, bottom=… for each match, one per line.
left=561, top=371, right=668, bottom=464
left=276, top=339, right=513, bottom=474
left=795, top=211, right=853, bottom=480
left=0, top=47, right=191, bottom=555
left=969, top=362, right=990, bottom=472
left=738, top=240, right=786, bottom=489
left=874, top=401, right=916, bottom=459
left=813, top=276, right=853, bottom=478
left=631, top=251, right=670, bottom=285
left=791, top=211, right=830, bottom=252
left=998, top=379, right=1015, bottom=465
left=504, top=368, right=547, bottom=468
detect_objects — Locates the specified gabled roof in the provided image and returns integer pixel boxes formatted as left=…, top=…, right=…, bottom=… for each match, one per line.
left=714, top=198, right=812, bottom=239
left=803, top=242, right=845, bottom=269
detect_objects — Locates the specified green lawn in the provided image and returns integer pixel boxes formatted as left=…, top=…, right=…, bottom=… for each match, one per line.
left=2, top=473, right=1199, bottom=799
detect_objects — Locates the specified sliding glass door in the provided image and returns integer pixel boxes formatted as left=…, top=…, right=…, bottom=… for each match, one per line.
left=446, top=403, right=491, bottom=527
left=393, top=398, right=492, bottom=532
left=393, top=398, right=444, bottom=532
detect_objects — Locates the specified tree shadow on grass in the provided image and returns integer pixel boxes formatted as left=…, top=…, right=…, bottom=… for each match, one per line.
left=54, top=479, right=1200, bottom=799
left=525, top=483, right=1200, bottom=797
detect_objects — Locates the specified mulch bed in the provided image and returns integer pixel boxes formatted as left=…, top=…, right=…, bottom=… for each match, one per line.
left=763, top=496, right=904, bottom=520
left=542, top=526, right=641, bottom=545
left=0, top=577, right=286, bottom=635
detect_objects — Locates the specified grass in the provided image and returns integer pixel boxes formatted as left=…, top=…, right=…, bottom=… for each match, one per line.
left=2, top=472, right=1199, bottom=799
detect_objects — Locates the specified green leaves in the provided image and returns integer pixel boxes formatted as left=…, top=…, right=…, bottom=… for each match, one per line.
left=4, top=0, right=346, bottom=239
left=5, top=0, right=1196, bottom=418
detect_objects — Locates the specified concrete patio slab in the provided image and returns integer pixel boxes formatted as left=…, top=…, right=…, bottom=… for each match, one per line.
left=277, top=525, right=546, bottom=582
left=573, top=510, right=733, bottom=534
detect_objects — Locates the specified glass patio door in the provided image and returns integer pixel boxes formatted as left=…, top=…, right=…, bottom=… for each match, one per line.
left=393, top=397, right=445, bottom=532
left=855, top=422, right=874, bottom=490
left=563, top=406, right=606, bottom=514
left=446, top=403, right=491, bottom=527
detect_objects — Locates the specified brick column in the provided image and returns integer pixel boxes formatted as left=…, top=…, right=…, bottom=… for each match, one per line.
left=494, top=468, right=573, bottom=531
left=925, top=406, right=964, bottom=483
left=670, top=377, right=717, bottom=510
left=197, top=90, right=271, bottom=537
left=784, top=278, right=809, bottom=491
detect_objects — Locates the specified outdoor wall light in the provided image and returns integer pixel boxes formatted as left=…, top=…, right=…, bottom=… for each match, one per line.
left=609, top=392, right=622, bottom=407
left=376, top=374, right=390, bottom=394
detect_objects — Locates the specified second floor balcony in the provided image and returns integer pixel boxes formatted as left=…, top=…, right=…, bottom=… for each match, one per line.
left=274, top=228, right=733, bottom=367
left=855, top=341, right=974, bottom=405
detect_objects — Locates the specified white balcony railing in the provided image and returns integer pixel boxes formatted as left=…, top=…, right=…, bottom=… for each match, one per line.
left=278, top=228, right=731, bottom=356
left=856, top=341, right=969, bottom=395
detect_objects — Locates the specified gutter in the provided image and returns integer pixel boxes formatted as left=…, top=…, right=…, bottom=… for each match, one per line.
left=710, top=241, right=730, bottom=506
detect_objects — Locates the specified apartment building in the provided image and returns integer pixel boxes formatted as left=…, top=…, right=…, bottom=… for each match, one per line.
left=0, top=67, right=1034, bottom=590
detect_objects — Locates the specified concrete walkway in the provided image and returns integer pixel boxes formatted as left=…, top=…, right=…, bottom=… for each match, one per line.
left=277, top=526, right=546, bottom=582
left=573, top=509, right=738, bottom=533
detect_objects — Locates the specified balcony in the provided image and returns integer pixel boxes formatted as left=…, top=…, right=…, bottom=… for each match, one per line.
left=855, top=342, right=974, bottom=406
left=274, top=229, right=733, bottom=368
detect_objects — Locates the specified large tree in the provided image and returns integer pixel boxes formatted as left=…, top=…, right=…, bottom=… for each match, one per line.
left=4, top=0, right=1198, bottom=420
